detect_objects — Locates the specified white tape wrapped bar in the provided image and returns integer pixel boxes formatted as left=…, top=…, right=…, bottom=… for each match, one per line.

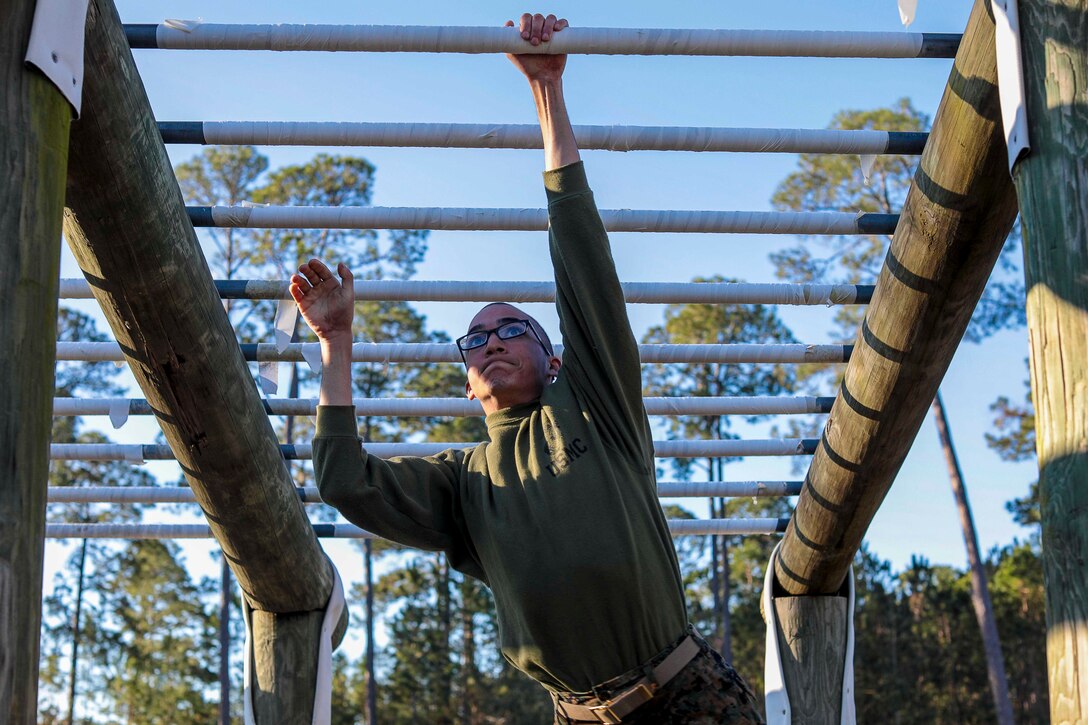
left=198, top=121, right=907, bottom=155
left=56, top=341, right=848, bottom=365
left=58, top=278, right=865, bottom=304
left=46, top=518, right=785, bottom=539
left=206, top=206, right=873, bottom=235
left=50, top=438, right=813, bottom=461
left=53, top=395, right=830, bottom=418
left=152, top=24, right=928, bottom=58
left=47, top=480, right=803, bottom=504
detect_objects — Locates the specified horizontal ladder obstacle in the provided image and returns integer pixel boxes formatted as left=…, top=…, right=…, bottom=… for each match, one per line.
left=187, top=205, right=899, bottom=235
left=57, top=341, right=854, bottom=364
left=46, top=481, right=804, bottom=504
left=52, top=395, right=836, bottom=419
left=59, top=278, right=875, bottom=305
left=158, top=121, right=928, bottom=155
left=124, top=23, right=960, bottom=58
left=50, top=438, right=820, bottom=461
left=46, top=518, right=792, bottom=540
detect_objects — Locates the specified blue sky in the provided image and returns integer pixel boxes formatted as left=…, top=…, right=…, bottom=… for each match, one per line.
left=50, top=0, right=1038, bottom=604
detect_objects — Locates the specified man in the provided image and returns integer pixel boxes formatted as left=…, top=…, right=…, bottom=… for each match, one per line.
left=290, top=13, right=762, bottom=724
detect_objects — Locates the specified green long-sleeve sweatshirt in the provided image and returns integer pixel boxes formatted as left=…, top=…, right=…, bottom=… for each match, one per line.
left=313, top=162, right=688, bottom=692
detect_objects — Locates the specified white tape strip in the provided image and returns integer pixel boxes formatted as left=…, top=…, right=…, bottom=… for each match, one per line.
left=311, top=567, right=345, bottom=725
left=274, top=299, right=298, bottom=353
left=859, top=154, right=877, bottom=185
left=242, top=594, right=255, bottom=725
left=56, top=341, right=850, bottom=365
left=201, top=121, right=903, bottom=155
left=208, top=205, right=873, bottom=235
left=59, top=277, right=865, bottom=305
left=152, top=24, right=928, bottom=58
left=301, top=343, right=323, bottom=374
left=763, top=543, right=856, bottom=724
left=764, top=543, right=790, bottom=724
left=24, top=0, right=90, bottom=115
left=259, top=360, right=279, bottom=395
left=108, top=399, right=129, bottom=429
left=991, top=0, right=1031, bottom=172
left=898, top=0, right=919, bottom=28
left=163, top=18, right=202, bottom=32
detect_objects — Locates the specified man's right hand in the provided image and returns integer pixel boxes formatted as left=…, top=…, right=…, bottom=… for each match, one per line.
left=505, top=13, right=569, bottom=83
left=290, top=259, right=355, bottom=344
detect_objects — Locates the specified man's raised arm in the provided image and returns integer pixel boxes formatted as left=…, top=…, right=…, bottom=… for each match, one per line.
left=290, top=258, right=355, bottom=406
left=505, top=13, right=578, bottom=171
left=507, top=15, right=654, bottom=466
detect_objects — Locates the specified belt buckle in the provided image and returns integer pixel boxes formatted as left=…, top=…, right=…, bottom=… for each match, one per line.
left=589, top=682, right=655, bottom=723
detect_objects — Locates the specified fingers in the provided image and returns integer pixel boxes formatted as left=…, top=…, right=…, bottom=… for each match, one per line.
left=513, top=13, right=567, bottom=45
left=530, top=13, right=545, bottom=45
left=542, top=14, right=558, bottom=42
left=288, top=281, right=307, bottom=305
left=337, top=262, right=355, bottom=291
left=297, top=259, right=353, bottom=293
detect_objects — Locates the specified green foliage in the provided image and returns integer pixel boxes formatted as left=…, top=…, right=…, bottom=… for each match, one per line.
left=848, top=544, right=1048, bottom=723
left=249, top=153, right=427, bottom=280
left=770, top=98, right=1025, bottom=377
left=643, top=275, right=798, bottom=481
left=986, top=363, right=1039, bottom=527
left=42, top=541, right=220, bottom=723
left=174, top=146, right=268, bottom=282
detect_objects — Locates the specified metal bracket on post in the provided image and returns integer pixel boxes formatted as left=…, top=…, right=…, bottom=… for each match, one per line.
left=763, top=542, right=856, bottom=724
left=991, top=0, right=1031, bottom=173
left=242, top=566, right=346, bottom=725
left=24, top=0, right=91, bottom=115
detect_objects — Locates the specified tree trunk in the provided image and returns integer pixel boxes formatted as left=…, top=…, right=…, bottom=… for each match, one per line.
left=720, top=512, right=733, bottom=663
left=0, top=0, right=71, bottom=720
left=1012, top=1, right=1088, bottom=720
left=66, top=539, right=88, bottom=725
left=708, top=455, right=721, bottom=647
left=365, top=539, right=378, bottom=725
left=219, top=558, right=231, bottom=725
left=459, top=577, right=478, bottom=724
left=930, top=393, right=1014, bottom=725
left=438, top=556, right=452, bottom=718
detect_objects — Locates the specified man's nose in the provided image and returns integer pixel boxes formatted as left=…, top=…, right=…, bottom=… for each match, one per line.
left=483, top=333, right=506, bottom=353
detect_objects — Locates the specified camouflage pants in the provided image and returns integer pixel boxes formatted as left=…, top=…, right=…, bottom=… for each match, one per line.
left=552, top=634, right=764, bottom=724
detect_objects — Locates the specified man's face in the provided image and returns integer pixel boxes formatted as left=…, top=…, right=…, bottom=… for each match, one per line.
left=463, top=304, right=559, bottom=413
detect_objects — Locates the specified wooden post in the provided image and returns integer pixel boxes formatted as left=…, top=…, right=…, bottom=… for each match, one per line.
left=775, top=0, right=1019, bottom=596
left=1012, top=1, right=1088, bottom=720
left=0, top=1, right=72, bottom=721
left=63, top=0, right=344, bottom=718
left=773, top=595, right=848, bottom=722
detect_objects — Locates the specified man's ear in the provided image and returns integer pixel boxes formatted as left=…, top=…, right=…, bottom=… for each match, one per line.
left=465, top=380, right=477, bottom=401
left=547, top=356, right=562, bottom=380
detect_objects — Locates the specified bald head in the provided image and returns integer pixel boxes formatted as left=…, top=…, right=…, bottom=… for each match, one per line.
left=469, top=302, right=554, bottom=355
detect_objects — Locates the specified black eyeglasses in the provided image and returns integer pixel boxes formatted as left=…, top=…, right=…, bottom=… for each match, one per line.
left=456, top=319, right=552, bottom=364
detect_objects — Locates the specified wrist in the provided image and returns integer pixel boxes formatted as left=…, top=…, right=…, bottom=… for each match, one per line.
left=320, top=334, right=353, bottom=361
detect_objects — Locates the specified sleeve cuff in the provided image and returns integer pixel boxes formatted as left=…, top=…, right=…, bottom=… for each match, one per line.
left=316, top=405, right=359, bottom=437
left=544, top=161, right=589, bottom=203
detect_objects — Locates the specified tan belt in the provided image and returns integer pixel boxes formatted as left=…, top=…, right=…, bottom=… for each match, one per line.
left=554, top=636, right=700, bottom=724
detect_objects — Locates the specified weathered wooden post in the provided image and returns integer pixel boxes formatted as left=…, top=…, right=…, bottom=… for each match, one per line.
left=767, top=0, right=1020, bottom=719
left=63, top=0, right=345, bottom=719
left=1012, top=1, right=1088, bottom=720
left=0, top=1, right=73, bottom=721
